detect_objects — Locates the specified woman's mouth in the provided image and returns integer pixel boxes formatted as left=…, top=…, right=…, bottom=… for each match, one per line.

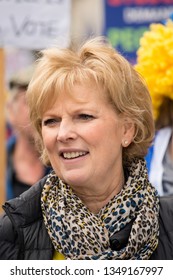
left=61, top=151, right=88, bottom=159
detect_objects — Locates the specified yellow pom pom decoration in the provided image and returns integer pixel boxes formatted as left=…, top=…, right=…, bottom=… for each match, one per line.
left=135, top=19, right=173, bottom=120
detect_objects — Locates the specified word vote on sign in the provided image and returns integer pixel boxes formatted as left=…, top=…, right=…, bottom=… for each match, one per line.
left=0, top=0, right=71, bottom=49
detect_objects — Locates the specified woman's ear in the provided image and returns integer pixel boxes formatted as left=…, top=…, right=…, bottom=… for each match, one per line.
left=121, top=117, right=135, bottom=147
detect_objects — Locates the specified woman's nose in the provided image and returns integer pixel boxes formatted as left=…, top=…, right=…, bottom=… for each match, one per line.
left=56, top=119, right=77, bottom=142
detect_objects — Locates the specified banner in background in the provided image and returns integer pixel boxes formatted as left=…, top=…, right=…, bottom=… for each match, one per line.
left=105, top=0, right=173, bottom=63
left=0, top=0, right=71, bottom=50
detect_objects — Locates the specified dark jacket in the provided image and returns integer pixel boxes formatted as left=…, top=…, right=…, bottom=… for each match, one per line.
left=0, top=176, right=53, bottom=260
left=0, top=176, right=173, bottom=260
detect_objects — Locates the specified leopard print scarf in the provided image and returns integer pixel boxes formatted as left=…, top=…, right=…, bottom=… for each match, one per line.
left=41, top=158, right=159, bottom=260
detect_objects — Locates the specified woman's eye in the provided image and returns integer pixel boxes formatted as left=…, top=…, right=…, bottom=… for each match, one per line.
left=78, top=114, right=94, bottom=120
left=42, top=119, right=58, bottom=126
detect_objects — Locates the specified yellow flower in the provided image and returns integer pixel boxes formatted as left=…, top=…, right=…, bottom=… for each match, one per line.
left=135, top=20, right=173, bottom=120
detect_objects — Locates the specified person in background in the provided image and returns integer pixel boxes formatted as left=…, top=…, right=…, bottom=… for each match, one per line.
left=135, top=16, right=173, bottom=196
left=0, top=37, right=163, bottom=260
left=6, top=65, right=50, bottom=199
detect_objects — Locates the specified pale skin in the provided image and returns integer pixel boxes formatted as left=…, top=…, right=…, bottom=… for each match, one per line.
left=41, top=84, right=135, bottom=214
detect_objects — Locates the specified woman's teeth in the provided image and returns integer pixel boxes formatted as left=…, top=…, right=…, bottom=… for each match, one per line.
left=63, top=151, right=87, bottom=159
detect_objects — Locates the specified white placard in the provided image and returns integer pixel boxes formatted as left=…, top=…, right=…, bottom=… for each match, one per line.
left=0, top=0, right=71, bottom=49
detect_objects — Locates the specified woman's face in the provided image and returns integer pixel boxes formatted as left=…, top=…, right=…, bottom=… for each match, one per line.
left=41, top=84, right=132, bottom=193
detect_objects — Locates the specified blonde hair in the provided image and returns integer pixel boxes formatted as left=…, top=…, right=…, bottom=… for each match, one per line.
left=26, top=37, right=154, bottom=165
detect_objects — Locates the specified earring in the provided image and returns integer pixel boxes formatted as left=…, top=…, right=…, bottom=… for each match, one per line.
left=124, top=140, right=128, bottom=146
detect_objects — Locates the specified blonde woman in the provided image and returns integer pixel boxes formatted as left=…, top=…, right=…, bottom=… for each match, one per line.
left=0, top=37, right=161, bottom=260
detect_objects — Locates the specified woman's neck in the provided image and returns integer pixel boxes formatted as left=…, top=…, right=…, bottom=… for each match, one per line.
left=72, top=174, right=125, bottom=214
